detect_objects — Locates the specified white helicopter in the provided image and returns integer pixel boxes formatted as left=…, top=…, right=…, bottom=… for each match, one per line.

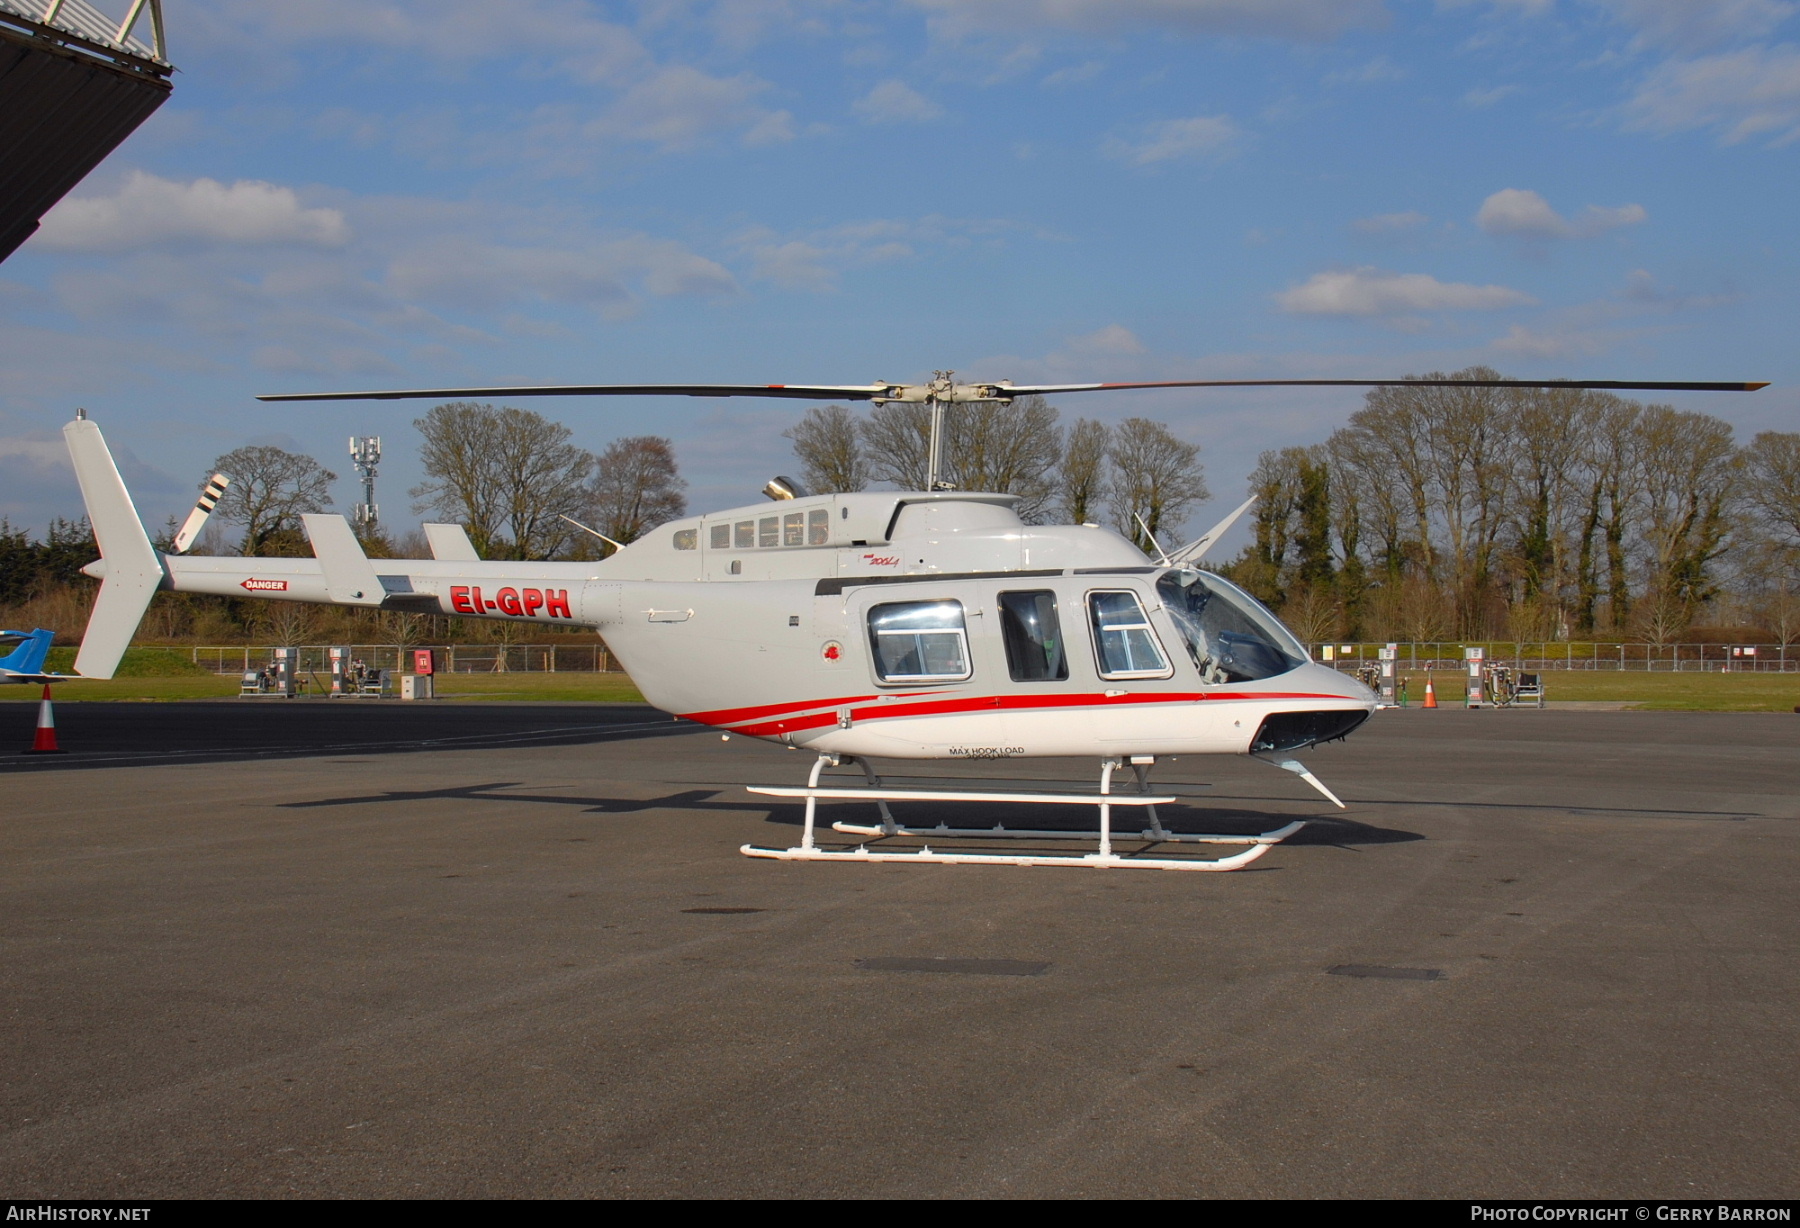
left=63, top=371, right=1766, bottom=871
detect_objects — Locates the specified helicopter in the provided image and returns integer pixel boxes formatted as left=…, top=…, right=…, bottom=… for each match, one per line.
left=62, top=371, right=1767, bottom=871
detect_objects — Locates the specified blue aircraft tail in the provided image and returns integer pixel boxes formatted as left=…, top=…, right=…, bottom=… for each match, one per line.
left=0, top=629, right=55, bottom=676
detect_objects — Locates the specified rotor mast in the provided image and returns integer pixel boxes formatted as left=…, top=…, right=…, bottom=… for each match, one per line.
left=925, top=371, right=952, bottom=491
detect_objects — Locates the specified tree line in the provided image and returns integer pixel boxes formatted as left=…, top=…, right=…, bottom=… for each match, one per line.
left=1224, top=366, right=1800, bottom=645
left=206, top=402, right=687, bottom=561
left=782, top=397, right=1210, bottom=552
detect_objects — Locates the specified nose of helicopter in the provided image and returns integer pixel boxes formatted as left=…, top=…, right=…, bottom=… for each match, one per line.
left=1237, top=659, right=1378, bottom=756
left=1299, top=659, right=1380, bottom=705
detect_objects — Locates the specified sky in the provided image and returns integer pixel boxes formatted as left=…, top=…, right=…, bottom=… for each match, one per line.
left=2, top=0, right=1797, bottom=550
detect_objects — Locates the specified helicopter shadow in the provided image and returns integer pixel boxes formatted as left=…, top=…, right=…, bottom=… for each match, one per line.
left=281, top=780, right=779, bottom=818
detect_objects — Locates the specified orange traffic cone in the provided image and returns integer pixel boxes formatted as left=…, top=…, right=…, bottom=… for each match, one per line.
left=1422, top=676, right=1438, bottom=709
left=24, top=685, right=65, bottom=754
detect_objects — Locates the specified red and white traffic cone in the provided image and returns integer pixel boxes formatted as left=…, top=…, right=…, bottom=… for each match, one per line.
left=24, top=684, right=65, bottom=754
left=1422, top=676, right=1438, bottom=710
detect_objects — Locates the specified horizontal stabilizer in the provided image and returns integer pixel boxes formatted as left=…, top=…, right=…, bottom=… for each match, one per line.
left=64, top=418, right=165, bottom=679
left=302, top=514, right=385, bottom=606
left=423, top=522, right=480, bottom=562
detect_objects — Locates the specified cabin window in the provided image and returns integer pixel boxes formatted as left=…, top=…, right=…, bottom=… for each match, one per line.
left=783, top=511, right=805, bottom=546
left=673, top=529, right=697, bottom=551
left=1088, top=590, right=1172, bottom=679
left=710, top=524, right=730, bottom=549
left=808, top=508, right=830, bottom=545
left=999, top=590, right=1067, bottom=682
left=759, top=516, right=779, bottom=548
left=867, top=600, right=971, bottom=684
left=735, top=520, right=755, bottom=549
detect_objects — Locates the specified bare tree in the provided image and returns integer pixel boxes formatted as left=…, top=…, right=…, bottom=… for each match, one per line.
left=859, top=402, right=931, bottom=490
left=785, top=405, right=869, bottom=493
left=1573, top=395, right=1641, bottom=633
left=1107, top=417, right=1210, bottom=553
left=946, top=395, right=1062, bottom=521
left=1502, top=386, right=1591, bottom=630
left=490, top=409, right=595, bottom=560
left=209, top=445, right=336, bottom=557
left=589, top=436, right=687, bottom=552
left=1633, top=405, right=1740, bottom=632
left=1059, top=418, right=1111, bottom=524
left=411, top=403, right=594, bottom=560
left=1328, top=417, right=1413, bottom=581
left=1743, top=431, right=1800, bottom=546
left=1281, top=583, right=1340, bottom=647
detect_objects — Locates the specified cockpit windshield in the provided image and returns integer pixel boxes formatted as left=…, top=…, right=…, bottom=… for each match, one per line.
left=1155, top=569, right=1307, bottom=683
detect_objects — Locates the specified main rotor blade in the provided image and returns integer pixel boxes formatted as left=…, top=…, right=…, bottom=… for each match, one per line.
left=257, top=383, right=896, bottom=403
left=1000, top=378, right=1770, bottom=394
left=257, top=376, right=1770, bottom=403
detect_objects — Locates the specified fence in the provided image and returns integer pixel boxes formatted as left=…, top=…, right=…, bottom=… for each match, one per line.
left=188, top=644, right=622, bottom=675
left=1307, top=642, right=1800, bottom=672
left=184, top=640, right=1796, bottom=676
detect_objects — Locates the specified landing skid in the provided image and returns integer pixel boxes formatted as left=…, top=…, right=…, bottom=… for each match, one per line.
left=827, top=819, right=1306, bottom=846
left=741, top=754, right=1315, bottom=871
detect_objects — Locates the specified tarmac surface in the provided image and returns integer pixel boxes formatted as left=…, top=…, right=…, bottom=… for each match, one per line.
left=1, top=702, right=1796, bottom=1198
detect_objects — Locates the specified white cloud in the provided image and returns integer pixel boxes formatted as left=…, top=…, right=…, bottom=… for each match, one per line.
left=36, top=172, right=350, bottom=252
left=1490, top=323, right=1612, bottom=359
left=1104, top=115, right=1240, bottom=164
left=1041, top=60, right=1105, bottom=87
left=854, top=80, right=946, bottom=123
left=592, top=66, right=792, bottom=149
left=1462, top=84, right=1520, bottom=107
left=1067, top=324, right=1148, bottom=356
left=1278, top=267, right=1535, bottom=315
left=1622, top=43, right=1800, bottom=144
left=908, top=0, right=1387, bottom=41
left=1325, top=56, right=1405, bottom=84
left=1592, top=0, right=1796, bottom=52
left=197, top=0, right=649, bottom=80
left=386, top=237, right=738, bottom=315
left=1475, top=188, right=1648, bottom=239
left=736, top=215, right=1024, bottom=290
left=252, top=345, right=402, bottom=376
left=0, top=436, right=68, bottom=471
left=1352, top=210, right=1429, bottom=235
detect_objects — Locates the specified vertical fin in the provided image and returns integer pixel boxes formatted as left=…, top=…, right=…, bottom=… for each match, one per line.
left=302, top=514, right=385, bottom=606
left=0, top=629, right=54, bottom=675
left=63, top=418, right=165, bottom=679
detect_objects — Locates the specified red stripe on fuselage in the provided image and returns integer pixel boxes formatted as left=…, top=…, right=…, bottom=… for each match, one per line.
left=717, top=690, right=1356, bottom=738
left=682, top=689, right=953, bottom=728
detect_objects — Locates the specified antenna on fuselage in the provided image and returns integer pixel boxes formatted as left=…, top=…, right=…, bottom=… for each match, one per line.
left=1132, top=512, right=1173, bottom=566
left=1168, top=495, right=1258, bottom=566
left=560, top=514, right=625, bottom=552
